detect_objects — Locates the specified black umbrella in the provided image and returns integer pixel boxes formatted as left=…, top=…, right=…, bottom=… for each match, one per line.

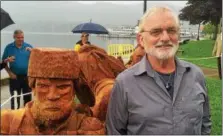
left=1, top=8, right=15, bottom=30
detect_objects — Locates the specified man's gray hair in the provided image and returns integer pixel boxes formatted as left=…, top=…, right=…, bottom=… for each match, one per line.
left=13, top=29, right=24, bottom=35
left=138, top=6, right=180, bottom=32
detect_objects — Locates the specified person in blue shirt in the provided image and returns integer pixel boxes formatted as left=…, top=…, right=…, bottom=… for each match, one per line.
left=2, top=29, right=33, bottom=109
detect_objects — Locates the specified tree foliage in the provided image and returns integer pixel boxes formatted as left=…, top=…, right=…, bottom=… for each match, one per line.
left=203, top=22, right=215, bottom=35
left=179, top=1, right=205, bottom=25
left=179, top=0, right=222, bottom=40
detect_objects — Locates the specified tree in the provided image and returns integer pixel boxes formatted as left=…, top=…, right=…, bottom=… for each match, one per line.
left=203, top=22, right=215, bottom=38
left=203, top=0, right=222, bottom=39
left=179, top=0, right=222, bottom=40
left=179, top=1, right=206, bottom=40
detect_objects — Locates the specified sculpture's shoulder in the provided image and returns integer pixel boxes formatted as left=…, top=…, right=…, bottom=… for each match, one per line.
left=1, top=108, right=26, bottom=134
left=77, top=114, right=105, bottom=135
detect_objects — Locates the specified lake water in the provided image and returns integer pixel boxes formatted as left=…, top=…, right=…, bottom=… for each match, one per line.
left=1, top=31, right=137, bottom=79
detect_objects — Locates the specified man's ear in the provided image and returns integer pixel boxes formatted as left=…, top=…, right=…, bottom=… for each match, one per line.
left=137, top=33, right=144, bottom=49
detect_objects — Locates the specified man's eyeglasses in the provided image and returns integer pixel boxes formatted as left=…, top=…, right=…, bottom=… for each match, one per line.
left=141, top=27, right=178, bottom=37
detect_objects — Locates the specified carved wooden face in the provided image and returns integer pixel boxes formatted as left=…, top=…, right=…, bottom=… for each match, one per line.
left=32, top=78, right=75, bottom=121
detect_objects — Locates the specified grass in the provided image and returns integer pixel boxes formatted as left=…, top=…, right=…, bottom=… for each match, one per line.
left=206, top=77, right=222, bottom=135
left=178, top=40, right=218, bottom=69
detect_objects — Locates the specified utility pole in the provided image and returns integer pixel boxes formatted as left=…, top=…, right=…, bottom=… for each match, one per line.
left=143, top=0, right=147, bottom=14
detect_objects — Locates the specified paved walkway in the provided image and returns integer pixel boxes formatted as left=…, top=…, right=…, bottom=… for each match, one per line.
left=201, top=67, right=220, bottom=79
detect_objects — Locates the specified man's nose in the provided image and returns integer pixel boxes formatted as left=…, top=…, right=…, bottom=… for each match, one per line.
left=46, top=86, right=60, bottom=101
left=160, top=30, right=170, bottom=42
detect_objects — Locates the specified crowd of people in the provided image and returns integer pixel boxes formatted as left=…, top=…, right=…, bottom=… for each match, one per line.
left=1, top=6, right=211, bottom=135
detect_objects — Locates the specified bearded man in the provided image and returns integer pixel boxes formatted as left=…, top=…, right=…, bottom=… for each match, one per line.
left=1, top=48, right=105, bottom=135
left=106, top=6, right=211, bottom=135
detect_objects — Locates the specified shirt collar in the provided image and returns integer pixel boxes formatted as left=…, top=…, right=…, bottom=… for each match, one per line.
left=13, top=41, right=24, bottom=48
left=134, top=55, right=155, bottom=77
left=134, top=55, right=191, bottom=77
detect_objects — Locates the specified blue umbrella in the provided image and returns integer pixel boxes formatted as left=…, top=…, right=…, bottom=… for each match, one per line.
left=72, top=22, right=109, bottom=34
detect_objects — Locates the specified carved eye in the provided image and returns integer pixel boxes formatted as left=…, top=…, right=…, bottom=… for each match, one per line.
left=37, top=84, right=49, bottom=88
left=57, top=85, right=69, bottom=90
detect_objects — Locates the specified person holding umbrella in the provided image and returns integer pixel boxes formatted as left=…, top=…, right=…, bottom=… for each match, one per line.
left=72, top=21, right=109, bottom=51
left=74, top=32, right=91, bottom=51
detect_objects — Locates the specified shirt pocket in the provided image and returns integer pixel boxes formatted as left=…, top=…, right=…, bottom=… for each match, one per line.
left=181, top=85, right=205, bottom=124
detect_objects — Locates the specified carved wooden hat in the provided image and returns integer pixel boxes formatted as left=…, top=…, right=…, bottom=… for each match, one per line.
left=28, top=48, right=95, bottom=107
left=28, top=48, right=80, bottom=79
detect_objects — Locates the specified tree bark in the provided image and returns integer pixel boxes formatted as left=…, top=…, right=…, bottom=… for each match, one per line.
left=213, top=23, right=218, bottom=40
left=217, top=56, right=222, bottom=80
left=197, top=23, right=200, bottom=40
left=143, top=0, right=147, bottom=14
left=213, top=17, right=221, bottom=40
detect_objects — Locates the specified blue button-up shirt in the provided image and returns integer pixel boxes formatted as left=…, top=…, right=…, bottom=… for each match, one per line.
left=2, top=42, right=33, bottom=75
left=106, top=55, right=211, bottom=135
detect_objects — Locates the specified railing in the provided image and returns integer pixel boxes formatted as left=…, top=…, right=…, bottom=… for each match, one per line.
left=1, top=92, right=32, bottom=108
left=107, top=44, right=134, bottom=58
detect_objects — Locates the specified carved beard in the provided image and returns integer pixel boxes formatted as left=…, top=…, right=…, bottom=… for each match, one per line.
left=31, top=101, right=75, bottom=130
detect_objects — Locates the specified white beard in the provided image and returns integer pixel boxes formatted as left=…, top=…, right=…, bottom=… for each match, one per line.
left=144, top=41, right=179, bottom=60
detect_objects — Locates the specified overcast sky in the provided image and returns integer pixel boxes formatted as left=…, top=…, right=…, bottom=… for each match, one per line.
left=76, top=1, right=186, bottom=5
left=1, top=1, right=187, bottom=26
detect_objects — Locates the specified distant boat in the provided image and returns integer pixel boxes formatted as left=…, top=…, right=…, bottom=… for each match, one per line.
left=99, top=25, right=136, bottom=38
left=180, top=31, right=192, bottom=38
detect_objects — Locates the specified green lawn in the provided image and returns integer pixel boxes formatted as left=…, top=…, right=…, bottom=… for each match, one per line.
left=206, top=78, right=222, bottom=135
left=178, top=40, right=218, bottom=69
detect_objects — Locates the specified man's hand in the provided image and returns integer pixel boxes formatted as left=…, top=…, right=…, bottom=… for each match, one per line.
left=26, top=47, right=32, bottom=52
left=4, top=56, right=15, bottom=63
left=9, top=72, right=17, bottom=79
left=4, top=65, right=17, bottom=79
